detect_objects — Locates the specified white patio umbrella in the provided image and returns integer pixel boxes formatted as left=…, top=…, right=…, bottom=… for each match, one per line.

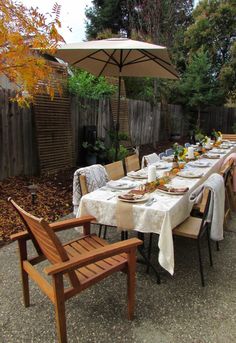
left=55, top=38, right=178, bottom=158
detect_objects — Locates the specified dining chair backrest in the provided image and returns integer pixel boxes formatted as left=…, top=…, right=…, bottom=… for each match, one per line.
left=141, top=153, right=159, bottom=168
left=221, top=134, right=236, bottom=141
left=105, top=160, right=125, bottom=180
left=9, top=199, right=69, bottom=264
left=159, top=152, right=167, bottom=160
left=165, top=148, right=174, bottom=156
left=73, top=165, right=108, bottom=214
left=220, top=159, right=234, bottom=185
left=199, top=189, right=212, bottom=234
left=185, top=143, right=191, bottom=148
left=125, top=154, right=140, bottom=173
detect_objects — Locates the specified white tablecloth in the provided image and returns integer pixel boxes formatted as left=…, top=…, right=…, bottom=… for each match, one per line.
left=78, top=146, right=236, bottom=275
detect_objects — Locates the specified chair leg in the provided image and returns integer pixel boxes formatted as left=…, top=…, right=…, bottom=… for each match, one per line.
left=18, top=240, right=30, bottom=307
left=53, top=274, right=67, bottom=343
left=216, top=241, right=220, bottom=251
left=98, top=225, right=102, bottom=237
left=103, top=225, right=107, bottom=239
left=197, top=240, right=205, bottom=287
left=127, top=249, right=136, bottom=320
left=146, top=233, right=153, bottom=274
left=206, top=227, right=213, bottom=267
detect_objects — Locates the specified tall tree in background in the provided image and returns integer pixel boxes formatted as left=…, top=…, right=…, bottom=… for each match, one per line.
left=185, top=0, right=236, bottom=100
left=85, top=0, right=129, bottom=39
left=0, top=0, right=64, bottom=106
left=179, top=50, right=224, bottom=127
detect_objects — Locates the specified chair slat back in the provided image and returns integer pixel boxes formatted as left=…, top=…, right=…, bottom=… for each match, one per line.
left=105, top=160, right=125, bottom=180
left=220, top=159, right=234, bottom=184
left=10, top=199, right=69, bottom=264
left=79, top=174, right=88, bottom=196
left=199, top=189, right=212, bottom=232
left=222, top=134, right=236, bottom=141
left=125, top=154, right=140, bottom=173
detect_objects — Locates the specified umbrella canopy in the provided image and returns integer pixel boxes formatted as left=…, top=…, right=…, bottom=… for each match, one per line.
left=55, top=38, right=178, bottom=79
left=55, top=38, right=178, bottom=159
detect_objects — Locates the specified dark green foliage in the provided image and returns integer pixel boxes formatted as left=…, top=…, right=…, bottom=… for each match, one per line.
left=68, top=69, right=116, bottom=99
left=85, top=0, right=129, bottom=39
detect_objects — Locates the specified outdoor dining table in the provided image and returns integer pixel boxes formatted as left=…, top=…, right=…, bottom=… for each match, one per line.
left=77, top=144, right=236, bottom=275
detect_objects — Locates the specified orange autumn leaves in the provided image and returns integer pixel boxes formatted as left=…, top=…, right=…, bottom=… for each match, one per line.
left=0, top=1, right=65, bottom=106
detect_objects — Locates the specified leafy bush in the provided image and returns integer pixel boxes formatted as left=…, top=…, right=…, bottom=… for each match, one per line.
left=68, top=69, right=116, bottom=99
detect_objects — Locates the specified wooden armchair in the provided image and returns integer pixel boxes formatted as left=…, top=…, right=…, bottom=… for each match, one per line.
left=9, top=199, right=142, bottom=343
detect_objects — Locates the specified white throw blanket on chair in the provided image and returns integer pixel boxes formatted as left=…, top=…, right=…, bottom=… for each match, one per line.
left=190, top=173, right=225, bottom=241
left=141, top=153, right=159, bottom=168
left=73, top=164, right=108, bottom=215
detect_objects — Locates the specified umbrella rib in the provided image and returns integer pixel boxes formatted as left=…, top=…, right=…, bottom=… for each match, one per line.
left=98, top=49, right=117, bottom=77
left=122, top=49, right=132, bottom=65
left=123, top=56, right=150, bottom=66
left=72, top=49, right=102, bottom=66
left=102, top=50, right=120, bottom=67
left=140, top=49, right=179, bottom=78
left=72, top=49, right=117, bottom=66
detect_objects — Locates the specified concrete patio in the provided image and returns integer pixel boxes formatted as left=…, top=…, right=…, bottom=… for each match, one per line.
left=1, top=214, right=236, bottom=343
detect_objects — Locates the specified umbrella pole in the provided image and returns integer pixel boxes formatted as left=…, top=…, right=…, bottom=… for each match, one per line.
left=115, top=75, right=121, bottom=161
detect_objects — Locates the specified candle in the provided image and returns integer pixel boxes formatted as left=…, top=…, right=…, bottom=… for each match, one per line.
left=188, top=147, right=194, bottom=159
left=148, top=165, right=156, bottom=182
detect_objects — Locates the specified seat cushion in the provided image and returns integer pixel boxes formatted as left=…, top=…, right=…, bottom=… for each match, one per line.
left=173, top=216, right=202, bottom=239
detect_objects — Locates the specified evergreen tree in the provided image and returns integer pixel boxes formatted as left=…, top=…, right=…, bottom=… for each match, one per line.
left=179, top=50, right=224, bottom=127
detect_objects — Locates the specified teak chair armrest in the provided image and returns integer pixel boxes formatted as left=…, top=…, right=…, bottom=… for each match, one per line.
left=49, top=215, right=96, bottom=232
left=11, top=230, right=30, bottom=241
left=45, top=237, right=142, bottom=276
left=10, top=215, right=96, bottom=242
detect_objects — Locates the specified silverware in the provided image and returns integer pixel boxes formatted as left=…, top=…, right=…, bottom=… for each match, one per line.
left=145, top=198, right=157, bottom=206
left=106, top=194, right=116, bottom=200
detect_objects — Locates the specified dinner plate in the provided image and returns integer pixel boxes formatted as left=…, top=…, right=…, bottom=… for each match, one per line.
left=156, top=187, right=188, bottom=195
left=118, top=193, right=149, bottom=203
left=177, top=171, right=203, bottom=178
left=155, top=164, right=169, bottom=170
left=188, top=161, right=211, bottom=168
left=211, top=149, right=226, bottom=154
left=106, top=181, right=137, bottom=190
left=202, top=154, right=220, bottom=159
left=127, top=172, right=147, bottom=179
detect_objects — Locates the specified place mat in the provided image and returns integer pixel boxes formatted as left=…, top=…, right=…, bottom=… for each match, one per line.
left=116, top=200, right=134, bottom=230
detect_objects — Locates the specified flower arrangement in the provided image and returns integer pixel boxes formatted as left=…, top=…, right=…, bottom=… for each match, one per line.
left=211, top=129, right=222, bottom=141
left=172, top=143, right=185, bottom=159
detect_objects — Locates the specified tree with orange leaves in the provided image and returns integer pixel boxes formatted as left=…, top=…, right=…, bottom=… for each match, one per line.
left=0, top=0, right=65, bottom=106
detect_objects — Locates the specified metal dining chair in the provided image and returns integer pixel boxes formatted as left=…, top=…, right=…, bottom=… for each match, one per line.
left=165, top=148, right=174, bottom=156
left=159, top=152, right=167, bottom=160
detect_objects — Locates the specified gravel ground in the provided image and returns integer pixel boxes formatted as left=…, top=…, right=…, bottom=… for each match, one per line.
left=0, top=214, right=236, bottom=343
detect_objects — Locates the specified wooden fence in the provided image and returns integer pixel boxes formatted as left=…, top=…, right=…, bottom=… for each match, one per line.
left=0, top=89, right=38, bottom=180
left=1, top=88, right=236, bottom=180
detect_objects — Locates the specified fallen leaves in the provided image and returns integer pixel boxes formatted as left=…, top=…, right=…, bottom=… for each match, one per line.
left=0, top=168, right=75, bottom=247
